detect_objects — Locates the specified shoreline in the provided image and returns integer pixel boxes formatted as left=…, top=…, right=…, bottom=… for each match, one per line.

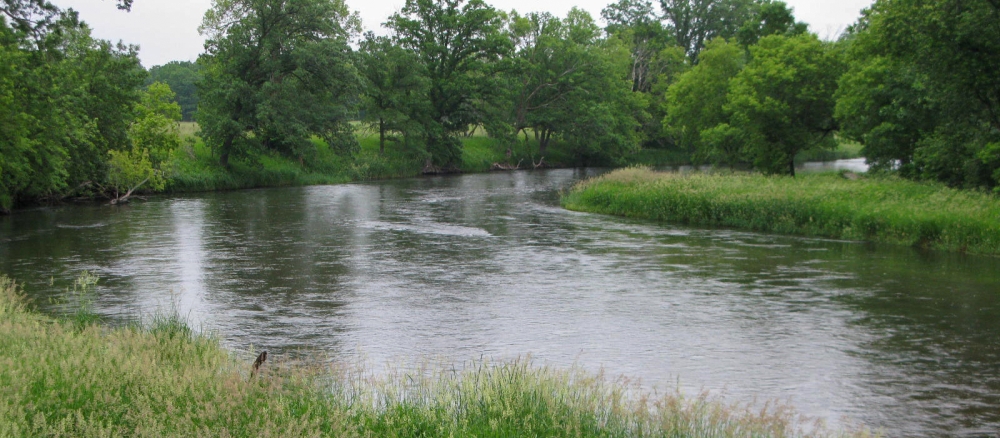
left=0, top=275, right=870, bottom=437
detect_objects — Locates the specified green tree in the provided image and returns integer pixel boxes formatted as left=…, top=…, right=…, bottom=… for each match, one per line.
left=504, top=8, right=642, bottom=163
left=148, top=61, right=202, bottom=121
left=726, top=34, right=843, bottom=176
left=357, top=33, right=429, bottom=154
left=835, top=54, right=936, bottom=176
left=735, top=0, right=807, bottom=48
left=1, top=1, right=144, bottom=212
left=106, top=147, right=164, bottom=203
left=834, top=0, right=1000, bottom=188
left=663, top=38, right=744, bottom=164
left=129, top=81, right=182, bottom=168
left=386, top=0, right=511, bottom=170
left=602, top=0, right=671, bottom=93
left=197, top=0, right=361, bottom=167
left=658, top=0, right=756, bottom=61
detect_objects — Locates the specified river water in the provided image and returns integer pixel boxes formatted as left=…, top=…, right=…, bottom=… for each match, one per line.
left=1, top=168, right=998, bottom=436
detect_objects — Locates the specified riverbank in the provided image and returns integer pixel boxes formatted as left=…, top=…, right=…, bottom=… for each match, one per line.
left=0, top=275, right=871, bottom=437
left=562, top=167, right=1000, bottom=255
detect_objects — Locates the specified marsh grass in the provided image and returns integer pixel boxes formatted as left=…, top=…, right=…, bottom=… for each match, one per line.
left=0, top=275, right=873, bottom=437
left=562, top=167, right=1000, bottom=255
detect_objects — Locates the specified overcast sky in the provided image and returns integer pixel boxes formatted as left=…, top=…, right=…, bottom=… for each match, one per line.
left=50, top=0, right=874, bottom=68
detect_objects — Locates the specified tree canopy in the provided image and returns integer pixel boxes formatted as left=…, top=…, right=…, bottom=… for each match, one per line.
left=197, top=0, right=362, bottom=167
left=148, top=61, right=202, bottom=121
left=386, top=0, right=512, bottom=170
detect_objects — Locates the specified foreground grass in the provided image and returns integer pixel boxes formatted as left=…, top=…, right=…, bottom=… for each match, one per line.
left=562, top=167, right=1000, bottom=255
left=0, top=276, right=871, bottom=437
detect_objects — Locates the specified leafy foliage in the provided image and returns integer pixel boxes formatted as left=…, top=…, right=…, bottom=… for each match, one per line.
left=386, top=0, right=512, bottom=169
left=197, top=0, right=362, bottom=167
left=147, top=61, right=202, bottom=121
left=0, top=0, right=144, bottom=211
left=663, top=38, right=744, bottom=163
left=834, top=0, right=1000, bottom=189
left=130, top=82, right=182, bottom=168
left=357, top=33, right=429, bottom=155
left=726, top=34, right=843, bottom=175
left=658, top=0, right=756, bottom=60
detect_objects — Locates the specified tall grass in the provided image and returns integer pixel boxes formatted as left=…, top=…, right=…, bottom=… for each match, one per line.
left=0, top=275, right=872, bottom=437
left=562, top=167, right=1000, bottom=255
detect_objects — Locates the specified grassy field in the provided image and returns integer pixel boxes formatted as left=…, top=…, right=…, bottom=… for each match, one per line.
left=0, top=275, right=872, bottom=437
left=562, top=167, right=1000, bottom=255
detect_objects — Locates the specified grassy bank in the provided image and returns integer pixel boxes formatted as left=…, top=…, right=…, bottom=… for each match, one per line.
left=163, top=124, right=584, bottom=194
left=562, top=167, right=1000, bottom=255
left=0, top=276, right=872, bottom=437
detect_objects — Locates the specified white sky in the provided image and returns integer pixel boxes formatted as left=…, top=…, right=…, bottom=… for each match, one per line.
left=50, top=0, right=873, bottom=68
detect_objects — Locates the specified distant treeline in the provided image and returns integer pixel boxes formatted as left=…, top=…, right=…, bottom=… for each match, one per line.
left=2, top=0, right=998, bottom=212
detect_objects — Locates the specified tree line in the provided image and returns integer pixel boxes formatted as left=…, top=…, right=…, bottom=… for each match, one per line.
left=2, top=0, right=998, bottom=212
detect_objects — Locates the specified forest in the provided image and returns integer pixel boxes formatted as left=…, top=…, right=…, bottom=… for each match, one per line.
left=1, top=0, right=999, bottom=213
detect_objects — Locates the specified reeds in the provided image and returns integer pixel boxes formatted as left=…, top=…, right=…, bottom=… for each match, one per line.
left=562, top=167, right=1000, bottom=255
left=0, top=275, right=873, bottom=437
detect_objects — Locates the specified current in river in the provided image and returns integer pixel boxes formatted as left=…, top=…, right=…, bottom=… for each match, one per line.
left=1, top=168, right=998, bottom=436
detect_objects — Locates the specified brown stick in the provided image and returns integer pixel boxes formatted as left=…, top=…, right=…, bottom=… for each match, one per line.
left=250, top=351, right=267, bottom=379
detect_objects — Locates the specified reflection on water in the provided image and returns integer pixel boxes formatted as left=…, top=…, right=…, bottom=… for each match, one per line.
left=1, top=166, right=998, bottom=437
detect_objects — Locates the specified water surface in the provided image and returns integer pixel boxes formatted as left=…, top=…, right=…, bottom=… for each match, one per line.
left=1, top=168, right=998, bottom=436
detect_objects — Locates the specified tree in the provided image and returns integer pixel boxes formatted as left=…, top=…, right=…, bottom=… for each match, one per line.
left=663, top=37, right=744, bottom=163
left=129, top=81, right=182, bottom=167
left=148, top=61, right=202, bottom=121
left=658, top=0, right=756, bottom=61
left=834, top=0, right=1000, bottom=188
left=835, top=54, right=936, bottom=176
left=357, top=33, right=429, bottom=154
left=735, top=0, right=807, bottom=48
left=386, top=0, right=511, bottom=170
left=503, top=8, right=642, bottom=163
left=726, top=34, right=843, bottom=176
left=1, top=0, right=144, bottom=212
left=197, top=0, right=361, bottom=167
left=106, top=147, right=164, bottom=203
left=602, top=0, right=671, bottom=93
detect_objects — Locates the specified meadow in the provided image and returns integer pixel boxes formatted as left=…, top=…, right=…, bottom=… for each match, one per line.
left=0, top=275, right=873, bottom=437
left=562, top=167, right=1000, bottom=255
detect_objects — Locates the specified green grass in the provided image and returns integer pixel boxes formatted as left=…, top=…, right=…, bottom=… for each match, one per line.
left=0, top=275, right=874, bottom=437
left=160, top=124, right=590, bottom=196
left=176, top=121, right=199, bottom=140
left=562, top=167, right=1000, bottom=255
left=794, top=141, right=864, bottom=164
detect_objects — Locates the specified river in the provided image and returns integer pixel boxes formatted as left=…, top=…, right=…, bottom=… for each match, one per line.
left=1, top=168, right=998, bottom=436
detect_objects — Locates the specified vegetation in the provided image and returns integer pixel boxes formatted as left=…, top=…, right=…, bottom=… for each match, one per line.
left=147, top=61, right=202, bottom=121
left=2, top=0, right=998, bottom=211
left=563, top=167, right=1000, bottom=255
left=0, top=275, right=872, bottom=437
left=386, top=0, right=511, bottom=170
left=197, top=0, right=362, bottom=167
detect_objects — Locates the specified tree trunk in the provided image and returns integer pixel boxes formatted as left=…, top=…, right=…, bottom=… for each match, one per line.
left=789, top=158, right=796, bottom=177
left=220, top=135, right=234, bottom=167
left=379, top=117, right=386, bottom=155
left=539, top=129, right=552, bottom=155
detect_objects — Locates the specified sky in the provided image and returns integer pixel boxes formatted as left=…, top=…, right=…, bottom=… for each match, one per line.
left=50, top=0, right=874, bottom=68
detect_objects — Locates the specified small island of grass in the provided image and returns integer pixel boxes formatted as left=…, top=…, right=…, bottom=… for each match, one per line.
left=562, top=167, right=1000, bottom=256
